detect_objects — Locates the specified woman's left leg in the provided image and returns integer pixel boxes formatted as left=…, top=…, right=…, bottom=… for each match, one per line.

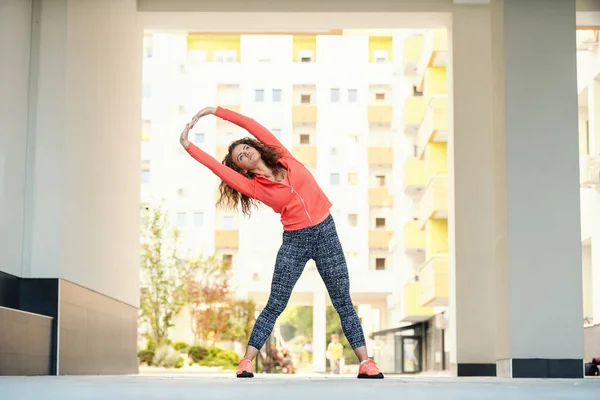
left=312, top=216, right=384, bottom=378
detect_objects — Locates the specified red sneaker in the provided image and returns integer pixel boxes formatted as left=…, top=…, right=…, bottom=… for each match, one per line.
left=357, top=359, right=384, bottom=379
left=236, top=357, right=254, bottom=378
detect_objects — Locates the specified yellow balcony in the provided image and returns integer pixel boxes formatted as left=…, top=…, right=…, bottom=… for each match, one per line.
left=403, top=34, right=425, bottom=75
left=368, top=147, right=394, bottom=165
left=292, top=105, right=318, bottom=123
left=424, top=142, right=448, bottom=183
left=368, top=187, right=393, bottom=207
left=401, top=281, right=434, bottom=322
left=418, top=255, right=449, bottom=307
left=369, top=36, right=393, bottom=63
left=291, top=146, right=317, bottom=165
left=215, top=230, right=239, bottom=248
left=404, top=158, right=426, bottom=197
left=369, top=230, right=393, bottom=249
left=403, top=97, right=426, bottom=135
left=416, top=29, right=448, bottom=91
left=186, top=35, right=241, bottom=62
left=419, top=177, right=448, bottom=226
left=404, top=220, right=425, bottom=254
left=216, top=146, right=228, bottom=162
left=293, top=36, right=317, bottom=63
left=417, top=96, right=448, bottom=159
left=424, top=218, right=448, bottom=261
left=368, top=105, right=393, bottom=123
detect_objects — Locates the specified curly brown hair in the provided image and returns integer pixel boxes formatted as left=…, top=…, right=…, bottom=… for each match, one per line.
left=217, top=137, right=284, bottom=216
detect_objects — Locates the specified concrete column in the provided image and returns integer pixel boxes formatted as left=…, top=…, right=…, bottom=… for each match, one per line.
left=446, top=5, right=497, bottom=377
left=449, top=0, right=584, bottom=378
left=591, top=189, right=600, bottom=325
left=24, top=0, right=142, bottom=306
left=494, top=0, right=583, bottom=378
left=0, top=0, right=33, bottom=279
left=313, top=291, right=327, bottom=372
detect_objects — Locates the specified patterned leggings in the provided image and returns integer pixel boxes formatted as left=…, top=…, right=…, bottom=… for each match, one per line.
left=247, top=215, right=366, bottom=350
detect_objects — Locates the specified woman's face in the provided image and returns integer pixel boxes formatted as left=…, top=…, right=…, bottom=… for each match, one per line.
left=231, top=143, right=261, bottom=171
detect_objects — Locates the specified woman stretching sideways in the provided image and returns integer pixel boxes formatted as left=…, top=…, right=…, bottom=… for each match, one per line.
left=179, top=106, right=384, bottom=379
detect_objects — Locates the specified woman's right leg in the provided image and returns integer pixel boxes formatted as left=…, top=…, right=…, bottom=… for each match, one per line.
left=243, top=233, right=310, bottom=360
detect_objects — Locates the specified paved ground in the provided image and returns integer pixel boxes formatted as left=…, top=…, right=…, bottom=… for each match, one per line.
left=0, top=373, right=599, bottom=400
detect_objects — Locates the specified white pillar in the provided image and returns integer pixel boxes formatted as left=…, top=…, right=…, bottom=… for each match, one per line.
left=0, top=0, right=33, bottom=278
left=24, top=0, right=142, bottom=306
left=450, top=0, right=584, bottom=378
left=495, top=0, right=583, bottom=378
left=313, top=291, right=327, bottom=373
left=447, top=4, right=497, bottom=377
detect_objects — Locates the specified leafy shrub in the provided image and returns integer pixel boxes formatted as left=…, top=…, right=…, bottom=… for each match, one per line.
left=188, top=345, right=209, bottom=363
left=174, top=356, right=184, bottom=369
left=173, top=342, right=190, bottom=353
left=152, top=345, right=181, bottom=368
left=138, top=350, right=155, bottom=366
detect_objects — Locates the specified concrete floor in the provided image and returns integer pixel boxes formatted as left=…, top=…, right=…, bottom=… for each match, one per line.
left=0, top=374, right=599, bottom=400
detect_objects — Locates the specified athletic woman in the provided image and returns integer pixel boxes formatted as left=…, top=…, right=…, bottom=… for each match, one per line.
left=180, top=106, right=384, bottom=379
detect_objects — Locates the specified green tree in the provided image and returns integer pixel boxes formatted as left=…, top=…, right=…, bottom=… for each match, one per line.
left=139, top=203, right=201, bottom=346
left=222, top=299, right=257, bottom=345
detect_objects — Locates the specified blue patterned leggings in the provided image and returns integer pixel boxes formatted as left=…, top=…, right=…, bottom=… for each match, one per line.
left=247, top=215, right=366, bottom=350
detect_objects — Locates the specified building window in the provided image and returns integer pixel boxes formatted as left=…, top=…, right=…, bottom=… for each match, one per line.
left=300, top=134, right=311, bottom=145
left=255, top=89, right=265, bottom=102
left=348, top=173, right=358, bottom=185
left=141, top=170, right=150, bottom=184
left=177, top=212, right=187, bottom=227
left=348, top=89, right=358, bottom=102
left=330, top=173, right=340, bottom=185
left=375, top=258, right=386, bottom=270
left=299, top=50, right=314, bottom=63
left=223, top=216, right=234, bottom=229
left=375, top=92, right=386, bottom=101
left=375, top=217, right=386, bottom=229
left=194, top=212, right=204, bottom=227
left=272, top=128, right=282, bottom=139
left=222, top=254, right=233, bottom=268
left=376, top=175, right=386, bottom=187
left=301, top=94, right=311, bottom=104
left=374, top=50, right=388, bottom=63
left=348, top=214, right=358, bottom=227
left=272, top=89, right=282, bottom=102
left=194, top=133, right=205, bottom=144
left=330, top=88, right=340, bottom=102
left=413, top=85, right=423, bottom=97
left=214, top=50, right=237, bottom=63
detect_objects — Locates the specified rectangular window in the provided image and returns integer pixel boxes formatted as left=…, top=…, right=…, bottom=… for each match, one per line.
left=177, top=212, right=187, bottom=227
left=214, top=50, right=237, bottom=63
left=223, top=254, right=233, bottom=268
left=374, top=50, right=388, bottom=63
left=255, top=89, right=265, bottom=102
left=376, top=175, right=386, bottom=187
left=375, top=217, right=386, bottom=229
left=348, top=89, right=358, bottom=102
left=300, top=134, right=311, bottom=145
left=301, top=94, right=311, bottom=104
left=193, top=212, right=204, bottom=227
left=141, top=170, right=150, bottom=184
left=348, top=173, right=358, bottom=185
left=223, top=216, right=234, bottom=229
left=194, top=133, right=205, bottom=144
left=330, top=173, right=340, bottom=185
left=348, top=214, right=358, bottom=227
left=330, top=88, right=340, bottom=102
left=272, top=89, right=282, bottom=102
left=375, top=258, right=386, bottom=270
left=375, top=92, right=386, bottom=101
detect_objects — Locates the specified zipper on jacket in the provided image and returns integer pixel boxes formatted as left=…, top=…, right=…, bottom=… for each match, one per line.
left=290, top=184, right=313, bottom=224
